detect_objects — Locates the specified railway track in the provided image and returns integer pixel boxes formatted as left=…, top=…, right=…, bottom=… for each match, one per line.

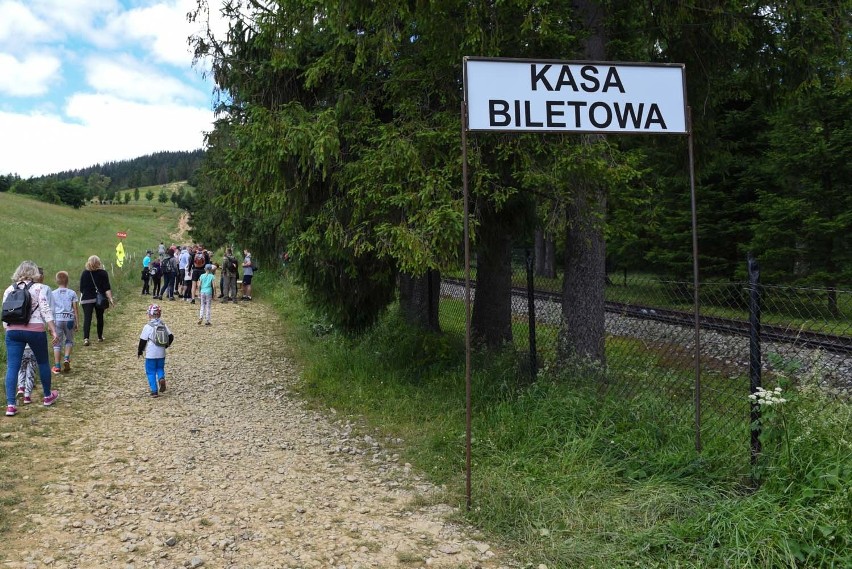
left=442, top=278, right=852, bottom=356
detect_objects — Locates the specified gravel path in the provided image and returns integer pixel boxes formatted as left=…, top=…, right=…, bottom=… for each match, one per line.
left=1, top=292, right=509, bottom=569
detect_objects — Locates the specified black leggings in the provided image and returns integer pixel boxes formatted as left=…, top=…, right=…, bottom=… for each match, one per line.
left=82, top=302, right=106, bottom=340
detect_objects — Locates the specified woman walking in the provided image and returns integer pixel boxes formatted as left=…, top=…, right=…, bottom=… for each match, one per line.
left=3, top=260, right=60, bottom=416
left=79, top=255, right=115, bottom=345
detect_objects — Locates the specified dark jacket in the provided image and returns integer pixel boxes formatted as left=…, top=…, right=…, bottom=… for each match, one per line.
left=79, top=269, right=112, bottom=304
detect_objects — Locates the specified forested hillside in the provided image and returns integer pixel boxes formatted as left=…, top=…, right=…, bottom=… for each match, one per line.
left=0, top=150, right=204, bottom=208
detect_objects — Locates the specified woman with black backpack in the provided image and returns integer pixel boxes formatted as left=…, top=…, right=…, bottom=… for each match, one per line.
left=161, top=249, right=178, bottom=301
left=3, top=260, right=60, bottom=416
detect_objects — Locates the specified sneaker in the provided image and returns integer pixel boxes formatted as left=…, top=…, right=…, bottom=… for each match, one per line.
left=158, top=379, right=166, bottom=392
left=43, top=391, right=59, bottom=406
left=83, top=338, right=90, bottom=346
left=190, top=299, right=196, bottom=304
left=63, top=360, right=71, bottom=373
left=98, top=337, right=104, bottom=343
left=17, top=387, right=24, bottom=397
left=23, top=396, right=32, bottom=405
left=52, top=364, right=62, bottom=374
left=205, top=321, right=211, bottom=326
left=150, top=391, right=159, bottom=398
left=197, top=318, right=203, bottom=325
left=5, top=405, right=17, bottom=416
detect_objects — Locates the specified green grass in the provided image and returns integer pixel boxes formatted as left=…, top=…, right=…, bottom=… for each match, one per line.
left=262, top=270, right=852, bottom=568
left=0, top=191, right=178, bottom=359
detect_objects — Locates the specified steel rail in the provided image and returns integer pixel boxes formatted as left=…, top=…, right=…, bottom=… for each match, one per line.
left=441, top=278, right=852, bottom=356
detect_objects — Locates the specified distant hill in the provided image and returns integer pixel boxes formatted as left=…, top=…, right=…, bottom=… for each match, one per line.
left=8, top=149, right=206, bottom=191
left=0, top=150, right=205, bottom=208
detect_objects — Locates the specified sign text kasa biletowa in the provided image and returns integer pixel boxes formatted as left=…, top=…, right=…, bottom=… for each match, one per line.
left=464, top=58, right=687, bottom=135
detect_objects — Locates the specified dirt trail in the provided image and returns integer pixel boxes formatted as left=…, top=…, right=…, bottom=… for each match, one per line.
left=0, top=290, right=510, bottom=569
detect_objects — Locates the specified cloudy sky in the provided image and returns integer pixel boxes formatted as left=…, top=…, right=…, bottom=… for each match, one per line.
left=0, top=0, right=228, bottom=178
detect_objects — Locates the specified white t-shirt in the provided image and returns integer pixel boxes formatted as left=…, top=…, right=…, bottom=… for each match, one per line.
left=140, top=319, right=172, bottom=359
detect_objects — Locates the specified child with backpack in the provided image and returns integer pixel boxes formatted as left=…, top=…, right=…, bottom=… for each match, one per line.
left=137, top=304, right=173, bottom=398
left=190, top=246, right=207, bottom=303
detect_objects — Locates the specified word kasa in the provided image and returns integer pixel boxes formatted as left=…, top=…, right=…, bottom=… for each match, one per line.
left=488, top=64, right=667, bottom=131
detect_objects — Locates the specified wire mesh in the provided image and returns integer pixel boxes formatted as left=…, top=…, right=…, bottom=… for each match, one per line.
left=438, top=253, right=851, bottom=465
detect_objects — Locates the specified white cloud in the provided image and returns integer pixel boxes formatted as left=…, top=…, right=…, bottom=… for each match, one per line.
left=0, top=96, right=211, bottom=176
left=85, top=55, right=202, bottom=104
left=0, top=1, right=53, bottom=46
left=0, top=52, right=61, bottom=96
left=103, top=0, right=204, bottom=66
left=0, top=1, right=228, bottom=176
left=30, top=0, right=119, bottom=40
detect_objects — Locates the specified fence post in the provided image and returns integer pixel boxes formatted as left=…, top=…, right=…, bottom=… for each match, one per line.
left=748, top=253, right=762, bottom=466
left=525, top=249, right=538, bottom=380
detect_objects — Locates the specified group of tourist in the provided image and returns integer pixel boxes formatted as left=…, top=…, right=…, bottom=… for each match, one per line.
left=2, top=244, right=258, bottom=414
left=140, top=244, right=254, bottom=304
left=3, top=255, right=115, bottom=417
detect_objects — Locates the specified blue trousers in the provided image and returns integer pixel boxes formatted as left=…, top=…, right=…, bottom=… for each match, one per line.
left=144, top=358, right=166, bottom=393
left=5, top=330, right=52, bottom=406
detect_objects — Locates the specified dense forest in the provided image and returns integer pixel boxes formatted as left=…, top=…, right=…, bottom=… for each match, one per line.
left=0, top=150, right=204, bottom=208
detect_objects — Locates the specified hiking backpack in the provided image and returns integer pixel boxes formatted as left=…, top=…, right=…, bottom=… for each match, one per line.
left=2, top=282, right=34, bottom=325
left=151, top=321, right=170, bottom=347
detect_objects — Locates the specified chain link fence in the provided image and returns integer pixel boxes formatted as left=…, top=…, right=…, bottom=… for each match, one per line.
left=439, top=252, right=851, bottom=462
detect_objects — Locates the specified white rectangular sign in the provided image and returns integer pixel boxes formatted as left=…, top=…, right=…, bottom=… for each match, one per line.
left=464, top=57, right=687, bottom=134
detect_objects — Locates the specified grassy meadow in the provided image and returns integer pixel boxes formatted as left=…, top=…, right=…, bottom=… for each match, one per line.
left=0, top=192, right=182, bottom=359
